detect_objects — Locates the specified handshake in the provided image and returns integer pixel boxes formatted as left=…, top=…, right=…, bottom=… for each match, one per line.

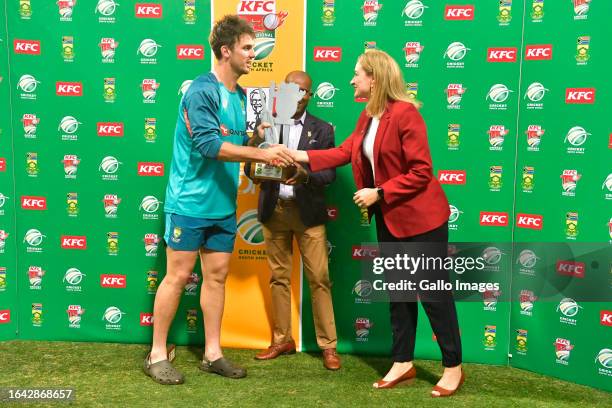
left=248, top=121, right=309, bottom=185
left=259, top=144, right=296, bottom=167
left=253, top=121, right=296, bottom=166
left=253, top=144, right=307, bottom=185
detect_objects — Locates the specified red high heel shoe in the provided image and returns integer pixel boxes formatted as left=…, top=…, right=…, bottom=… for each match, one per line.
left=373, top=366, right=416, bottom=389
left=431, top=369, right=465, bottom=397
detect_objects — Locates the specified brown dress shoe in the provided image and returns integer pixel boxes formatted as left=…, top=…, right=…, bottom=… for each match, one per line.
left=322, top=348, right=341, bottom=370
left=254, top=340, right=296, bottom=360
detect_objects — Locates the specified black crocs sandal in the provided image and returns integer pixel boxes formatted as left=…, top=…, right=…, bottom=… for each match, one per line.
left=199, top=357, right=247, bottom=379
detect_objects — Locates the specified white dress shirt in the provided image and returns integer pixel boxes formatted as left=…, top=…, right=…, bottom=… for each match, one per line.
left=362, top=117, right=380, bottom=179
left=278, top=111, right=306, bottom=199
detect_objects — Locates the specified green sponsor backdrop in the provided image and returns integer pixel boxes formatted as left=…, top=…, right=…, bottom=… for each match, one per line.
left=304, top=0, right=520, bottom=366
left=0, top=0, right=610, bottom=393
left=303, top=0, right=611, bottom=393
left=0, top=0, right=18, bottom=340
left=510, top=0, right=612, bottom=392
left=2, top=0, right=211, bottom=344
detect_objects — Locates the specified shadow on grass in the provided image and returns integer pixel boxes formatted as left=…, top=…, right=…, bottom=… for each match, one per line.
left=353, top=354, right=441, bottom=386
left=186, top=345, right=203, bottom=361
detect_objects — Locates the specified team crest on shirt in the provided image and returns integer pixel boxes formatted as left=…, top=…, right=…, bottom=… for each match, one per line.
left=172, top=227, right=182, bottom=243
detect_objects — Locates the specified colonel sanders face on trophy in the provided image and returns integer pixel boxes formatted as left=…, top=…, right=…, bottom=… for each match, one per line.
left=250, top=88, right=263, bottom=118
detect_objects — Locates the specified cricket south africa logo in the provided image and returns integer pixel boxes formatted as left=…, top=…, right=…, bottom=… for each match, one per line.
left=444, top=42, right=469, bottom=68
left=237, top=209, right=264, bottom=245
left=103, top=306, right=125, bottom=330
left=487, top=84, right=512, bottom=110
left=565, top=126, right=589, bottom=154
left=402, top=0, right=427, bottom=26
left=96, top=0, right=118, bottom=23
left=138, top=39, right=161, bottom=64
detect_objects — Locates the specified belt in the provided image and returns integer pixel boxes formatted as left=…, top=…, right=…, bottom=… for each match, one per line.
left=277, top=197, right=296, bottom=206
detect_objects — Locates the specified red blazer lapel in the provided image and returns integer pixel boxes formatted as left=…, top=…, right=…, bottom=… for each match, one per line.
left=352, top=113, right=371, bottom=188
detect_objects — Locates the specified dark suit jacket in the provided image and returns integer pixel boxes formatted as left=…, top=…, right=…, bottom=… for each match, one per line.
left=246, top=111, right=336, bottom=227
left=308, top=100, right=450, bottom=238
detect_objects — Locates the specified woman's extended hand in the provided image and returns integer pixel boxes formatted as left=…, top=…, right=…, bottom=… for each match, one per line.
left=353, top=188, right=380, bottom=209
left=290, top=150, right=310, bottom=163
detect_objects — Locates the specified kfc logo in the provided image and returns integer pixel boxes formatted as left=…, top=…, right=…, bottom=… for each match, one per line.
left=138, top=162, right=164, bottom=176
left=177, top=45, right=204, bottom=60
left=97, top=123, right=124, bottom=137
left=238, top=0, right=275, bottom=13
left=525, top=45, right=552, bottom=60
left=135, top=3, right=162, bottom=18
left=61, top=235, right=87, bottom=249
left=352, top=246, right=379, bottom=259
left=480, top=212, right=509, bottom=226
left=56, top=82, right=82, bottom=96
left=0, top=310, right=10, bottom=323
left=14, top=39, right=40, bottom=55
left=516, top=214, right=543, bottom=230
left=600, top=311, right=612, bottom=327
left=487, top=48, right=517, bottom=62
left=21, top=196, right=47, bottom=210
left=101, top=274, right=127, bottom=288
left=140, top=313, right=154, bottom=326
left=565, top=88, right=595, bottom=104
left=556, top=261, right=585, bottom=278
left=438, top=170, right=466, bottom=184
left=444, top=5, right=474, bottom=20
left=314, top=47, right=342, bottom=62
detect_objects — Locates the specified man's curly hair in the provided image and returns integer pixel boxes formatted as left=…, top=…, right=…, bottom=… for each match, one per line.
left=209, top=15, right=255, bottom=60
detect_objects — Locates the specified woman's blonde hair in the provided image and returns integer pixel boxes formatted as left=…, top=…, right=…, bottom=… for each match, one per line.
left=358, top=49, right=419, bottom=117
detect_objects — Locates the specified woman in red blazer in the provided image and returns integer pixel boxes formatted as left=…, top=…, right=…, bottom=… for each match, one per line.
left=293, top=50, right=463, bottom=397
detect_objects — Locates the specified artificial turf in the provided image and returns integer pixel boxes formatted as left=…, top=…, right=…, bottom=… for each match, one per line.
left=0, top=341, right=610, bottom=407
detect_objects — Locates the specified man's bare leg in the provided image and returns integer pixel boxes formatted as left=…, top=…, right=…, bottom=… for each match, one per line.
left=199, top=248, right=232, bottom=361
left=150, top=247, right=198, bottom=363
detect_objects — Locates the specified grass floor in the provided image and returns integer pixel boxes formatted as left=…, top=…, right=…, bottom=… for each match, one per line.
left=0, top=341, right=610, bottom=407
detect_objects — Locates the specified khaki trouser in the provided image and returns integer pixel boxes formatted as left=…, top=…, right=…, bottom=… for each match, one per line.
left=262, top=199, right=337, bottom=349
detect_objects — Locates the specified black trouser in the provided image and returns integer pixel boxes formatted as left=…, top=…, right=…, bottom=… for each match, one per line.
left=374, top=209, right=462, bottom=367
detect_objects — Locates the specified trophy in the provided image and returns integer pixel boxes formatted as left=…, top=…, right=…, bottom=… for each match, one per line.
left=249, top=81, right=305, bottom=182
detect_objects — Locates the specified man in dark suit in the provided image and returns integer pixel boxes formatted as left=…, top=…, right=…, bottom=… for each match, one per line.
left=246, top=71, right=340, bottom=370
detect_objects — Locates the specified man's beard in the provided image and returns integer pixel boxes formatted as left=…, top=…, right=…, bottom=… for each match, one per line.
left=231, top=59, right=250, bottom=75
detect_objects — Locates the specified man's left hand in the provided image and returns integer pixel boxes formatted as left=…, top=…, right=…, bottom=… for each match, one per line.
left=285, top=162, right=309, bottom=185
left=353, top=188, right=380, bottom=208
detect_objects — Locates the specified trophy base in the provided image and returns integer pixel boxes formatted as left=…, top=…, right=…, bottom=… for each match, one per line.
left=249, top=162, right=295, bottom=182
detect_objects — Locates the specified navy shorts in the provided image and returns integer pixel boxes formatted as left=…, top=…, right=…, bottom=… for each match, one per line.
left=164, top=213, right=237, bottom=253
